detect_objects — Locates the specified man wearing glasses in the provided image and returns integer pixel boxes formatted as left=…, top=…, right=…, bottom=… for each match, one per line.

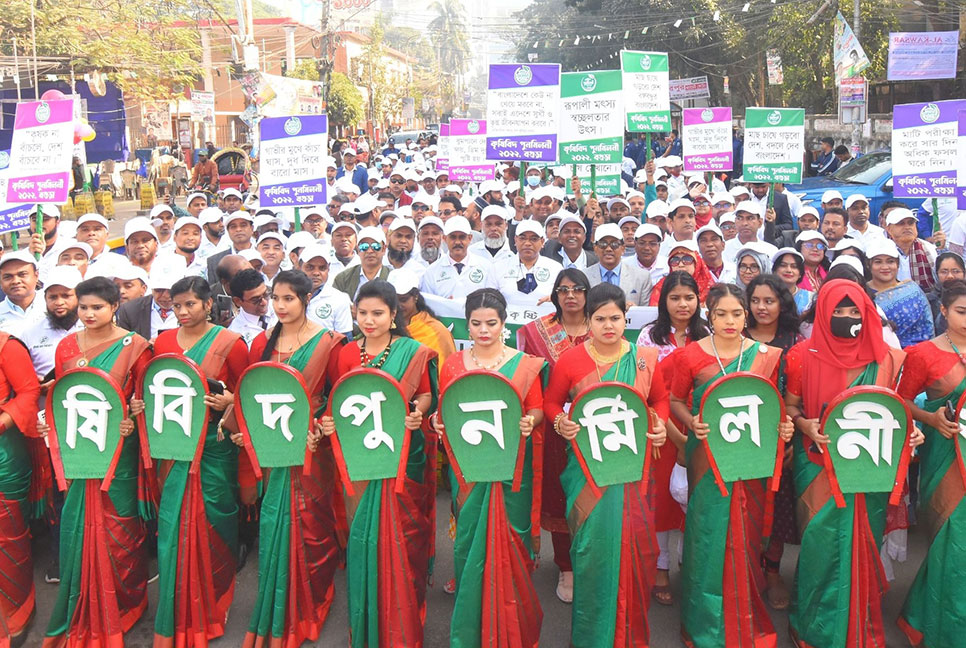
left=584, top=223, right=652, bottom=306
left=495, top=220, right=562, bottom=302
left=332, top=226, right=390, bottom=299
left=724, top=200, right=778, bottom=264
left=300, top=208, right=327, bottom=240
left=388, top=170, right=414, bottom=207
left=227, top=268, right=277, bottom=347
left=696, top=222, right=735, bottom=283
left=632, top=223, right=668, bottom=283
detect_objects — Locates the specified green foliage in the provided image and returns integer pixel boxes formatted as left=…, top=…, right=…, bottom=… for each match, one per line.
left=328, top=71, right=364, bottom=128
left=288, top=59, right=321, bottom=81
left=381, top=25, right=436, bottom=66
left=358, top=23, right=411, bottom=128
left=428, top=0, right=470, bottom=75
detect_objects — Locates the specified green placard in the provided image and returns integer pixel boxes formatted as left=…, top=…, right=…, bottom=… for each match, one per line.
left=47, top=368, right=126, bottom=482
left=620, top=50, right=671, bottom=132
left=699, top=372, right=784, bottom=483
left=570, top=381, right=651, bottom=487
left=440, top=371, right=524, bottom=484
left=331, top=368, right=409, bottom=482
left=742, top=107, right=805, bottom=184
left=822, top=386, right=910, bottom=494
left=559, top=70, right=624, bottom=165
left=237, top=362, right=312, bottom=468
left=140, top=354, right=209, bottom=462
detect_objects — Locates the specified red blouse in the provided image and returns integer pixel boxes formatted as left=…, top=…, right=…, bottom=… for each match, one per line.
left=670, top=341, right=780, bottom=401
left=439, top=351, right=543, bottom=413
left=336, top=340, right=432, bottom=397
left=154, top=329, right=249, bottom=392
left=0, top=336, right=40, bottom=436
left=895, top=340, right=961, bottom=400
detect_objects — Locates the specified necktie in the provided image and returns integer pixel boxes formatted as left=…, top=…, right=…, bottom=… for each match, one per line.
left=258, top=315, right=268, bottom=330
left=603, top=270, right=618, bottom=286
left=454, top=262, right=465, bottom=275
left=159, top=307, right=170, bottom=320
left=517, top=272, right=537, bottom=294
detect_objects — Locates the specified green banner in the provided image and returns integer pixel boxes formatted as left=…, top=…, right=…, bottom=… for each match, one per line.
left=237, top=362, right=312, bottom=468
left=571, top=382, right=651, bottom=487
left=140, top=354, right=209, bottom=463
left=742, top=107, right=806, bottom=183
left=621, top=50, right=671, bottom=132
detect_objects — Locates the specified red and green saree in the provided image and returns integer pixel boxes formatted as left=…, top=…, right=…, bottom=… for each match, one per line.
left=440, top=350, right=545, bottom=648
left=243, top=328, right=344, bottom=648
left=670, top=340, right=781, bottom=648
left=44, top=331, right=153, bottom=648
left=152, top=326, right=249, bottom=647
left=543, top=341, right=669, bottom=647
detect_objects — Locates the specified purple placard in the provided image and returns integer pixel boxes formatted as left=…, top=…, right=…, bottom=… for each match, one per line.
left=13, top=99, right=74, bottom=129
left=682, top=106, right=731, bottom=126
left=260, top=114, right=327, bottom=141
left=959, top=111, right=966, bottom=210
left=686, top=153, right=734, bottom=172
left=893, top=170, right=956, bottom=199
left=5, top=172, right=70, bottom=203
left=893, top=100, right=966, bottom=200
left=893, top=100, right=965, bottom=129
left=485, top=135, right=557, bottom=162
left=7, top=99, right=75, bottom=203
left=682, top=107, right=733, bottom=173
left=450, top=119, right=487, bottom=136
left=488, top=64, right=560, bottom=90
left=437, top=123, right=449, bottom=171
left=448, top=165, right=495, bottom=183
left=258, top=114, right=328, bottom=207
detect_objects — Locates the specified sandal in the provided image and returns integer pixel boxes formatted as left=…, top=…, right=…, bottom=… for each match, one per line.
left=766, top=572, right=790, bottom=610
left=652, top=584, right=674, bottom=606
left=444, top=578, right=456, bottom=595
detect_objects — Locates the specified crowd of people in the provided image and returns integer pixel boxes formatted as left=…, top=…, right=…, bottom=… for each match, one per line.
left=0, top=130, right=962, bottom=648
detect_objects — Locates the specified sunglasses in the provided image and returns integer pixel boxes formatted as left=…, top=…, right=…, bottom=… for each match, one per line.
left=555, top=285, right=588, bottom=295
left=439, top=209, right=459, bottom=217
left=412, top=205, right=431, bottom=212
left=668, top=255, right=696, bottom=267
left=693, top=200, right=710, bottom=206
left=595, top=240, right=623, bottom=250
left=359, top=242, right=383, bottom=252
left=801, top=241, right=827, bottom=251
left=390, top=178, right=405, bottom=184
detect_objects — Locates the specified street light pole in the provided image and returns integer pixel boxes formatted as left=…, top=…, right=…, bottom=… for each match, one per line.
left=850, top=0, right=861, bottom=155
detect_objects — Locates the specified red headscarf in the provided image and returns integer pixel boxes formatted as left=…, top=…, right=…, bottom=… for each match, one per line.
left=801, top=279, right=890, bottom=417
left=648, top=245, right=714, bottom=306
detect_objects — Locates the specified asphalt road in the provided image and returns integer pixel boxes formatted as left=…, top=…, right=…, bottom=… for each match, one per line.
left=22, top=487, right=927, bottom=648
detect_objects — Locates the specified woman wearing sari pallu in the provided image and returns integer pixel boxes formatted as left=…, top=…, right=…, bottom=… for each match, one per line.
left=867, top=238, right=934, bottom=348
left=669, top=283, right=793, bottom=648
left=895, top=278, right=966, bottom=648
left=784, top=279, right=923, bottom=648
left=41, top=277, right=153, bottom=648
left=144, top=276, right=249, bottom=648
left=543, top=283, right=669, bottom=648
left=435, top=288, right=545, bottom=648
left=0, top=332, right=41, bottom=646
left=321, top=279, right=437, bottom=648
left=240, top=270, right=345, bottom=647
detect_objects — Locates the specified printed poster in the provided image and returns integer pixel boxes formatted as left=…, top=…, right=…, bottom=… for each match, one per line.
left=4, top=98, right=75, bottom=204
left=888, top=31, right=959, bottom=81
left=833, top=12, right=871, bottom=82
left=447, top=119, right=494, bottom=182
left=486, top=63, right=561, bottom=162
left=682, top=107, right=733, bottom=172
left=892, top=100, right=966, bottom=199
left=742, top=107, right=805, bottom=184
left=620, top=50, right=671, bottom=132
left=558, top=70, right=623, bottom=165
left=259, top=114, right=328, bottom=207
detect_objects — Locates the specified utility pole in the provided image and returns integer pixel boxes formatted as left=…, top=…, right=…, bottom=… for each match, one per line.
left=318, top=0, right=337, bottom=132
left=850, top=0, right=861, bottom=155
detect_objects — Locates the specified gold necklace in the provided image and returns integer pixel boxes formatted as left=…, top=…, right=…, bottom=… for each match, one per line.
left=589, top=340, right=625, bottom=381
left=562, top=319, right=589, bottom=344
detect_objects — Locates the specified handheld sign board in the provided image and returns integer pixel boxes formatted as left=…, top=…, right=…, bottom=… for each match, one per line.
left=235, top=362, right=312, bottom=475
left=698, top=372, right=786, bottom=496
left=137, top=354, right=209, bottom=470
left=569, top=381, right=652, bottom=494
left=329, top=368, right=410, bottom=494
left=439, top=370, right=525, bottom=488
left=46, top=368, right=127, bottom=491
left=820, top=386, right=912, bottom=507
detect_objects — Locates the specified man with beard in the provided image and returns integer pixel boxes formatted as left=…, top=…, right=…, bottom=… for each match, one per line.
left=469, top=206, right=514, bottom=266
left=22, top=265, right=84, bottom=382
left=0, top=251, right=45, bottom=337
left=495, top=220, right=562, bottom=302
left=632, top=223, right=668, bottom=283
left=384, top=218, right=425, bottom=276
left=420, top=216, right=497, bottom=298
left=333, top=226, right=390, bottom=298
left=465, top=179, right=507, bottom=224
left=417, top=216, right=444, bottom=266
left=543, top=214, right=597, bottom=270
left=166, top=216, right=206, bottom=277
left=329, top=221, right=359, bottom=275
left=301, top=244, right=352, bottom=335
left=820, top=207, right=850, bottom=253
left=659, top=199, right=698, bottom=255
left=697, top=222, right=735, bottom=283
left=150, top=204, right=178, bottom=251
left=26, top=204, right=62, bottom=278
left=197, top=207, right=228, bottom=259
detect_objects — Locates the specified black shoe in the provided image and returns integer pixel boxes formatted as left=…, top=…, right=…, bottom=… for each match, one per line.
left=237, top=542, right=250, bottom=572
left=44, top=562, right=59, bottom=584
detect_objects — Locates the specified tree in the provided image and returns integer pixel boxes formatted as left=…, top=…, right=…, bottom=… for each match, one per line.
left=428, top=0, right=470, bottom=75
left=327, top=71, right=365, bottom=129
left=357, top=23, right=410, bottom=131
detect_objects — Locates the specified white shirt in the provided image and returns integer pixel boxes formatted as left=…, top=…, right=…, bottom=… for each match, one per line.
left=87, top=250, right=130, bottom=278
left=329, top=254, right=360, bottom=278
left=659, top=233, right=696, bottom=257
left=420, top=253, right=499, bottom=299
left=228, top=308, right=277, bottom=348
left=197, top=236, right=230, bottom=260
left=634, top=256, right=669, bottom=284
left=158, top=237, right=177, bottom=252
left=723, top=237, right=778, bottom=265
left=21, top=314, right=83, bottom=379
left=469, top=240, right=515, bottom=269
left=707, top=261, right=737, bottom=285
left=383, top=255, right=428, bottom=279
left=555, top=246, right=592, bottom=270
left=897, top=239, right=937, bottom=283
left=921, top=198, right=962, bottom=236
left=783, top=188, right=803, bottom=219
left=496, top=255, right=563, bottom=303
left=307, top=284, right=353, bottom=335
left=0, top=293, right=46, bottom=339
left=949, top=213, right=966, bottom=252
left=150, top=299, right=180, bottom=340
left=666, top=174, right=688, bottom=201
left=160, top=250, right=206, bottom=279
left=846, top=222, right=886, bottom=245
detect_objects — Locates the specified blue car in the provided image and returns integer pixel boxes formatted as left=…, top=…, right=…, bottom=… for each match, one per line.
left=785, top=150, right=921, bottom=226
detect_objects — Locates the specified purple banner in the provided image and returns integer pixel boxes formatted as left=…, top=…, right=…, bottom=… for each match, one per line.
left=0, top=204, right=32, bottom=235
left=959, top=111, right=966, bottom=210
left=488, top=64, right=560, bottom=90
left=5, top=172, right=70, bottom=203
left=893, top=99, right=966, bottom=129
left=893, top=170, right=958, bottom=199
left=13, top=99, right=74, bottom=129
left=486, top=135, right=557, bottom=162
left=686, top=153, right=734, bottom=172
left=259, top=178, right=327, bottom=208
left=682, top=107, right=732, bottom=126
left=260, top=114, right=328, bottom=141
left=450, top=119, right=486, bottom=136
left=448, top=165, right=495, bottom=183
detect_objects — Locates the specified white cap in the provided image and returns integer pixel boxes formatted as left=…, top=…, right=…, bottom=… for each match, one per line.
left=357, top=225, right=387, bottom=244
left=558, top=214, right=586, bottom=232
left=635, top=223, right=663, bottom=240
left=443, top=215, right=472, bottom=236
left=388, top=218, right=416, bottom=233
left=696, top=223, right=724, bottom=240
left=480, top=205, right=510, bottom=222
left=772, top=247, right=804, bottom=265
left=885, top=207, right=917, bottom=226
left=387, top=268, right=420, bottom=295
left=112, top=262, right=149, bottom=285
left=654, top=178, right=668, bottom=188
left=798, top=206, right=820, bottom=221
left=199, top=207, right=224, bottom=224
left=222, top=188, right=243, bottom=200
left=667, top=239, right=700, bottom=255
left=299, top=244, right=336, bottom=265
left=506, top=180, right=521, bottom=195
left=833, top=238, right=865, bottom=253
left=173, top=216, right=202, bottom=233
left=45, top=265, right=83, bottom=290
left=444, top=184, right=464, bottom=195
left=515, top=220, right=546, bottom=238
left=480, top=180, right=505, bottom=195
left=253, top=213, right=280, bottom=231
left=223, top=211, right=253, bottom=227
left=124, top=216, right=159, bottom=241
left=545, top=212, right=563, bottom=224
left=418, top=215, right=444, bottom=231
left=607, top=197, right=630, bottom=211
left=821, top=190, right=843, bottom=203
left=239, top=248, right=262, bottom=264
left=186, top=191, right=208, bottom=205
left=645, top=200, right=670, bottom=218
left=148, top=266, right=181, bottom=291
left=866, top=238, right=900, bottom=259
left=594, top=223, right=623, bottom=243
left=286, top=231, right=317, bottom=254
left=57, top=239, right=93, bottom=258
left=830, top=255, right=864, bottom=275
left=335, top=178, right=361, bottom=194
left=633, top=169, right=648, bottom=183
left=845, top=194, right=869, bottom=209
left=29, top=204, right=60, bottom=219
left=668, top=198, right=696, bottom=215
left=664, top=155, right=683, bottom=167
left=76, top=213, right=109, bottom=229
left=617, top=215, right=641, bottom=229
left=256, top=232, right=288, bottom=247
left=529, top=185, right=554, bottom=203
left=324, top=157, right=337, bottom=169
left=710, top=192, right=734, bottom=205
left=410, top=191, right=438, bottom=208
left=686, top=175, right=706, bottom=188
left=795, top=230, right=828, bottom=245
left=342, top=147, right=357, bottom=156
left=730, top=185, right=750, bottom=198
left=0, top=250, right=38, bottom=270
left=149, top=204, right=174, bottom=219
left=735, top=200, right=763, bottom=218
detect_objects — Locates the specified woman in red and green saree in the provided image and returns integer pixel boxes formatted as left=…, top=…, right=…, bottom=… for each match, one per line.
left=669, top=282, right=793, bottom=648
left=894, top=278, right=966, bottom=648
left=41, top=276, right=153, bottom=647
left=143, top=276, right=248, bottom=648
left=0, top=332, right=41, bottom=646
left=321, top=279, right=437, bottom=648
left=784, top=279, right=922, bottom=648
left=517, top=268, right=590, bottom=604
left=544, top=282, right=669, bottom=648
left=240, top=270, right=345, bottom=647
left=435, top=288, right=545, bottom=648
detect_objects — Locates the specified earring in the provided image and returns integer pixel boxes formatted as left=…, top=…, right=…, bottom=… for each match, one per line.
left=391, top=321, right=397, bottom=330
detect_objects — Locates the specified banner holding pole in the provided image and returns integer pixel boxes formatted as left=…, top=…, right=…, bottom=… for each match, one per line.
left=486, top=63, right=561, bottom=162
left=558, top=70, right=623, bottom=165
left=682, top=107, right=733, bottom=173
left=891, top=100, right=966, bottom=200
left=620, top=50, right=671, bottom=132
left=3, top=98, right=75, bottom=204
left=258, top=114, right=328, bottom=207
left=742, top=108, right=805, bottom=184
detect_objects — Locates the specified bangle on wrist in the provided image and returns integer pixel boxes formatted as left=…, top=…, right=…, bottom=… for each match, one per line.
left=553, top=412, right=566, bottom=434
